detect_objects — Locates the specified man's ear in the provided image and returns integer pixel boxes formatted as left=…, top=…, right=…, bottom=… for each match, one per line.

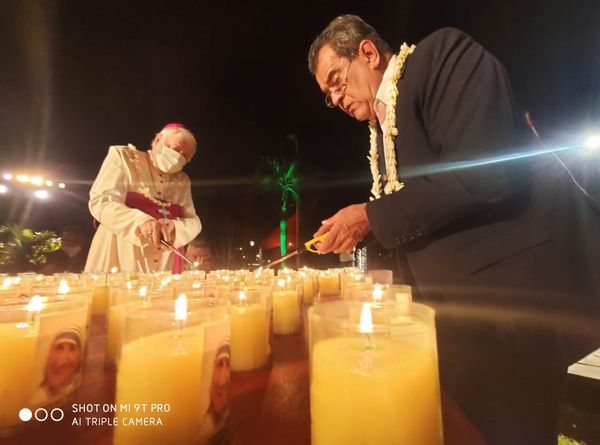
left=152, top=132, right=162, bottom=145
left=358, top=39, right=382, bottom=69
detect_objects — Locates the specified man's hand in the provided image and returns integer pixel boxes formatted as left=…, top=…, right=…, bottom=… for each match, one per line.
left=313, top=203, right=371, bottom=254
left=159, top=219, right=176, bottom=245
left=137, top=219, right=176, bottom=247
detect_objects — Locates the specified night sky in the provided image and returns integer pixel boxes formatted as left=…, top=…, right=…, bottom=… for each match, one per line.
left=1, top=0, right=599, bottom=265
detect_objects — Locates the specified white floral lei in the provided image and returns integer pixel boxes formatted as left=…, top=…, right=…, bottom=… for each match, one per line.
left=368, top=43, right=416, bottom=200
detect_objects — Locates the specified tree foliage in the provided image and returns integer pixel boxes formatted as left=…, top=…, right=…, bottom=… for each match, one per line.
left=0, top=224, right=61, bottom=273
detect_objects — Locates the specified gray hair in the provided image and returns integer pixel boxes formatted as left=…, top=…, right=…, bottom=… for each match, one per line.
left=308, top=15, right=392, bottom=74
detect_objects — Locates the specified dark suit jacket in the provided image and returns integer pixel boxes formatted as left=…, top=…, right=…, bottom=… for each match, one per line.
left=366, top=28, right=600, bottom=310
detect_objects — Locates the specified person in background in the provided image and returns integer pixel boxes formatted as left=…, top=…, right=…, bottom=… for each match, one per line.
left=186, top=236, right=214, bottom=271
left=308, top=14, right=600, bottom=445
left=84, top=123, right=201, bottom=273
left=41, top=226, right=88, bottom=273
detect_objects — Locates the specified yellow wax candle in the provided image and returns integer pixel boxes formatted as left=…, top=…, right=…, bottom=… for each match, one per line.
left=0, top=323, right=38, bottom=432
left=311, top=336, right=443, bottom=445
left=113, top=325, right=204, bottom=445
left=92, top=285, right=109, bottom=316
left=272, top=290, right=300, bottom=334
left=230, top=303, right=269, bottom=371
left=302, top=277, right=315, bottom=305
left=319, top=274, right=339, bottom=296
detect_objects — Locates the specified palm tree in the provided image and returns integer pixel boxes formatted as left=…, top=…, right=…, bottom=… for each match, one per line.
left=262, top=156, right=298, bottom=259
left=0, top=224, right=60, bottom=273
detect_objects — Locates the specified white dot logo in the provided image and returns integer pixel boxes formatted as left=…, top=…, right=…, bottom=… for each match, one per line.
left=19, top=408, right=33, bottom=422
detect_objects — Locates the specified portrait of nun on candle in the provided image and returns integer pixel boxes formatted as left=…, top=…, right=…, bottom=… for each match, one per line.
left=30, top=325, right=83, bottom=406
left=200, top=338, right=231, bottom=444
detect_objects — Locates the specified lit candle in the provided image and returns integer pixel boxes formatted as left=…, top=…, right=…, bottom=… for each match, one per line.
left=310, top=301, right=443, bottom=445
left=114, top=295, right=205, bottom=445
left=0, top=297, right=43, bottom=432
left=372, top=284, right=383, bottom=302
left=230, top=291, right=269, bottom=371
left=57, top=279, right=70, bottom=296
left=272, top=279, right=301, bottom=335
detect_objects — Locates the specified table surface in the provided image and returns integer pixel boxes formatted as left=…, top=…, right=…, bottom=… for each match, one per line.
left=2, top=314, right=488, bottom=445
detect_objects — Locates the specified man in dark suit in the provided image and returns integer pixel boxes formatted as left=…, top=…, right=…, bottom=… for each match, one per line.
left=308, top=15, right=600, bottom=445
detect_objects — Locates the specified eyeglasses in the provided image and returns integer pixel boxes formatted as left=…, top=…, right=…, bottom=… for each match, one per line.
left=324, top=58, right=353, bottom=108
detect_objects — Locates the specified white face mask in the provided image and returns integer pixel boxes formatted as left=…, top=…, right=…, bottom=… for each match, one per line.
left=154, top=141, right=186, bottom=173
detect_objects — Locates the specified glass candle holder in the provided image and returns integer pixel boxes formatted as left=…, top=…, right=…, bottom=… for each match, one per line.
left=272, top=277, right=301, bottom=335
left=221, top=286, right=272, bottom=371
left=83, top=273, right=110, bottom=317
left=114, top=295, right=231, bottom=445
left=0, top=300, right=41, bottom=436
left=308, top=300, right=443, bottom=445
left=0, top=292, right=90, bottom=437
left=299, top=269, right=318, bottom=305
left=318, top=270, right=340, bottom=299
left=345, top=283, right=413, bottom=304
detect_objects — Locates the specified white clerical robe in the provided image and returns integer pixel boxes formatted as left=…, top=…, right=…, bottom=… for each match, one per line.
left=84, top=145, right=201, bottom=273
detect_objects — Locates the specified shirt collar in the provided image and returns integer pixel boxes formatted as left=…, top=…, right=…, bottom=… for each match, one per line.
left=375, top=53, right=397, bottom=108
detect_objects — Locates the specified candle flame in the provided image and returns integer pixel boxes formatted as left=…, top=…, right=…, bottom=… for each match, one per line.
left=359, top=302, right=374, bottom=334
left=126, top=281, right=133, bottom=290
left=277, top=278, right=286, bottom=288
left=193, top=261, right=200, bottom=268
left=138, top=285, right=148, bottom=298
left=110, top=266, right=119, bottom=273
left=2, top=278, right=12, bottom=287
left=27, top=295, right=45, bottom=312
left=12, top=277, right=21, bottom=285
left=58, top=279, right=70, bottom=294
left=175, top=293, right=187, bottom=321
left=372, top=284, right=383, bottom=301
left=239, top=290, right=246, bottom=304
left=192, top=282, right=202, bottom=289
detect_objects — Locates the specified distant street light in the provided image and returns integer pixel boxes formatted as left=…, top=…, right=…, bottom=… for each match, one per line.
left=0, top=184, right=8, bottom=194
left=34, top=190, right=49, bottom=199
